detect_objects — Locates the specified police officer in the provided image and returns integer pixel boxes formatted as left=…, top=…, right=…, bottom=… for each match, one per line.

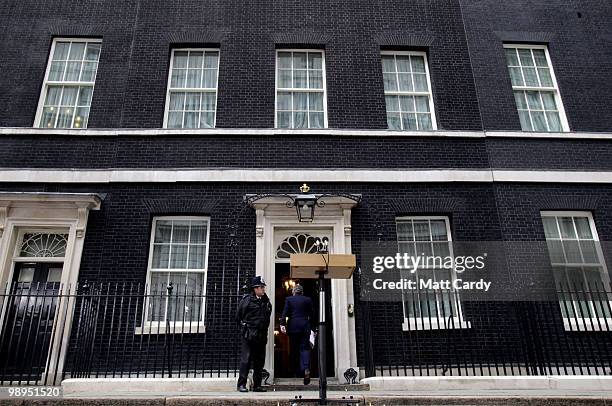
left=235, top=276, right=272, bottom=392
left=280, top=284, right=314, bottom=385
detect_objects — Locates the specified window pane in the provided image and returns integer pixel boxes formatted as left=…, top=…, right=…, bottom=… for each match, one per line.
left=514, top=91, right=528, bottom=109
left=68, top=43, right=85, bottom=60
left=204, top=51, right=219, bottom=68
left=505, top=48, right=519, bottom=66
left=399, top=95, right=415, bottom=112
left=309, top=92, right=323, bottom=111
left=411, top=56, right=426, bottom=73
left=152, top=245, right=170, bottom=268
left=531, top=111, right=547, bottom=131
left=518, top=111, right=532, bottom=131
left=385, top=95, right=399, bottom=112
left=169, top=92, right=185, bottom=111
left=542, top=217, right=559, bottom=239
left=78, top=87, right=93, bottom=106
left=200, top=112, right=214, bottom=128
left=293, top=69, right=307, bottom=88
left=430, top=220, right=448, bottom=241
left=49, top=62, right=65, bottom=81
left=40, top=107, right=57, bottom=128
left=81, top=62, right=97, bottom=82
left=574, top=217, right=593, bottom=239
left=518, top=49, right=534, bottom=66
left=202, top=93, right=216, bottom=111
left=56, top=107, right=73, bottom=127
left=188, top=245, right=206, bottom=269
left=559, top=217, right=577, bottom=239
left=538, top=68, right=553, bottom=87
left=187, top=68, right=202, bottom=88
left=580, top=240, right=598, bottom=263
left=398, top=73, right=413, bottom=92
left=278, top=52, right=292, bottom=69
left=396, top=56, right=410, bottom=72
left=383, top=73, right=398, bottom=91
left=61, top=87, right=77, bottom=106
left=546, top=112, right=562, bottom=132
left=85, top=44, right=101, bottom=61
left=65, top=61, right=81, bottom=81
left=526, top=91, right=542, bottom=109
left=184, top=112, right=198, bottom=128
left=397, top=222, right=414, bottom=241
left=562, top=240, right=582, bottom=263
left=308, top=53, right=322, bottom=69
left=279, top=69, right=292, bottom=88
left=190, top=221, right=208, bottom=243
left=293, top=111, right=307, bottom=128
left=387, top=113, right=401, bottom=130
left=173, top=51, right=189, bottom=68
left=278, top=111, right=291, bottom=128
left=170, top=244, right=188, bottom=268
left=523, top=67, right=538, bottom=86
left=155, top=220, right=172, bottom=242
left=74, top=107, right=88, bottom=128
left=402, top=113, right=417, bottom=130
left=547, top=240, right=565, bottom=263
left=171, top=69, right=186, bottom=88
left=293, top=92, right=308, bottom=110
left=417, top=114, right=432, bottom=130
left=188, top=51, right=203, bottom=68
left=415, top=96, right=430, bottom=112
left=309, top=70, right=323, bottom=89
left=509, top=67, right=524, bottom=86
left=293, top=52, right=307, bottom=69
left=203, top=69, right=216, bottom=88
left=413, top=221, right=430, bottom=240
left=45, top=86, right=62, bottom=105
left=413, top=73, right=428, bottom=92
left=381, top=55, right=395, bottom=72
left=309, top=112, right=324, bottom=128
left=540, top=92, right=556, bottom=110
left=185, top=93, right=200, bottom=110
left=277, top=92, right=291, bottom=110
left=53, top=42, right=70, bottom=60
left=533, top=49, right=548, bottom=67
left=167, top=112, right=183, bottom=128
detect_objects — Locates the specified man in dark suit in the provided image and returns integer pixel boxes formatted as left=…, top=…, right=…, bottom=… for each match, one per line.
left=280, top=284, right=313, bottom=385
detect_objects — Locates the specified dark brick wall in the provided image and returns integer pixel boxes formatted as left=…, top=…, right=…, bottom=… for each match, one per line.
left=2, top=181, right=611, bottom=373
left=460, top=0, right=612, bottom=132
left=0, top=0, right=481, bottom=130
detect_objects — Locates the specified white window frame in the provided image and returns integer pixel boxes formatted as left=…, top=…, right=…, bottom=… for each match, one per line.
left=34, top=37, right=102, bottom=129
left=274, top=49, right=328, bottom=129
left=503, top=43, right=569, bottom=132
left=381, top=50, right=437, bottom=131
left=163, top=48, right=220, bottom=129
left=395, top=216, right=470, bottom=330
left=541, top=211, right=612, bottom=331
left=138, top=216, right=211, bottom=334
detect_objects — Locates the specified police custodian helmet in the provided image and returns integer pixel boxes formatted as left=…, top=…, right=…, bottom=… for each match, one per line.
left=251, top=276, right=266, bottom=288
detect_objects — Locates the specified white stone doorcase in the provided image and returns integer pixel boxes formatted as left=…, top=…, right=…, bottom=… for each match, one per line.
left=0, top=192, right=101, bottom=384
left=250, top=196, right=359, bottom=380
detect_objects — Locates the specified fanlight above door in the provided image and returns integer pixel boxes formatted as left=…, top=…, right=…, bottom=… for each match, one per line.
left=275, top=233, right=329, bottom=260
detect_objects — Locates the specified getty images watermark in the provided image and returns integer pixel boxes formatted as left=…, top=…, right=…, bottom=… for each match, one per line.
left=371, top=251, right=491, bottom=292
left=359, top=241, right=612, bottom=302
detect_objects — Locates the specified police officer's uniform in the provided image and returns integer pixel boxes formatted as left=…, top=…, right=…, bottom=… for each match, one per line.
left=235, top=276, right=272, bottom=392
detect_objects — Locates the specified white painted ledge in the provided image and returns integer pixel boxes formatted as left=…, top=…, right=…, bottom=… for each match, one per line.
left=2, top=126, right=612, bottom=140
left=62, top=377, right=236, bottom=395
left=361, top=376, right=612, bottom=391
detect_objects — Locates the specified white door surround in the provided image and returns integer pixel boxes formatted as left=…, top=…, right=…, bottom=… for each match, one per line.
left=0, top=192, right=102, bottom=384
left=251, top=195, right=359, bottom=380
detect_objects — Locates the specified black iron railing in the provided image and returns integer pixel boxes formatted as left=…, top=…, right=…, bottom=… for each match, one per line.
left=363, top=280, right=612, bottom=377
left=0, top=282, right=243, bottom=385
left=1, top=280, right=612, bottom=386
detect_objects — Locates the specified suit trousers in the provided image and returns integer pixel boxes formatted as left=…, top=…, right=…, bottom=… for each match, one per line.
left=237, top=337, right=267, bottom=388
left=289, top=331, right=311, bottom=376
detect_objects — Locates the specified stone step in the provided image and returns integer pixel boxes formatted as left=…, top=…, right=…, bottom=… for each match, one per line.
left=262, top=378, right=369, bottom=392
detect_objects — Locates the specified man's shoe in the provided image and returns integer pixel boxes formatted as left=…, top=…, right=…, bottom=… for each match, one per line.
left=303, top=368, right=311, bottom=385
left=237, top=385, right=248, bottom=392
left=252, top=386, right=267, bottom=392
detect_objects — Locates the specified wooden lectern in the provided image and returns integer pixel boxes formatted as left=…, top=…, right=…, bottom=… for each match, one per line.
left=290, top=253, right=357, bottom=405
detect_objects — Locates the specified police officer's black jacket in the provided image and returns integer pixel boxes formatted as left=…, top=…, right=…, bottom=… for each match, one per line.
left=235, top=292, right=272, bottom=333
